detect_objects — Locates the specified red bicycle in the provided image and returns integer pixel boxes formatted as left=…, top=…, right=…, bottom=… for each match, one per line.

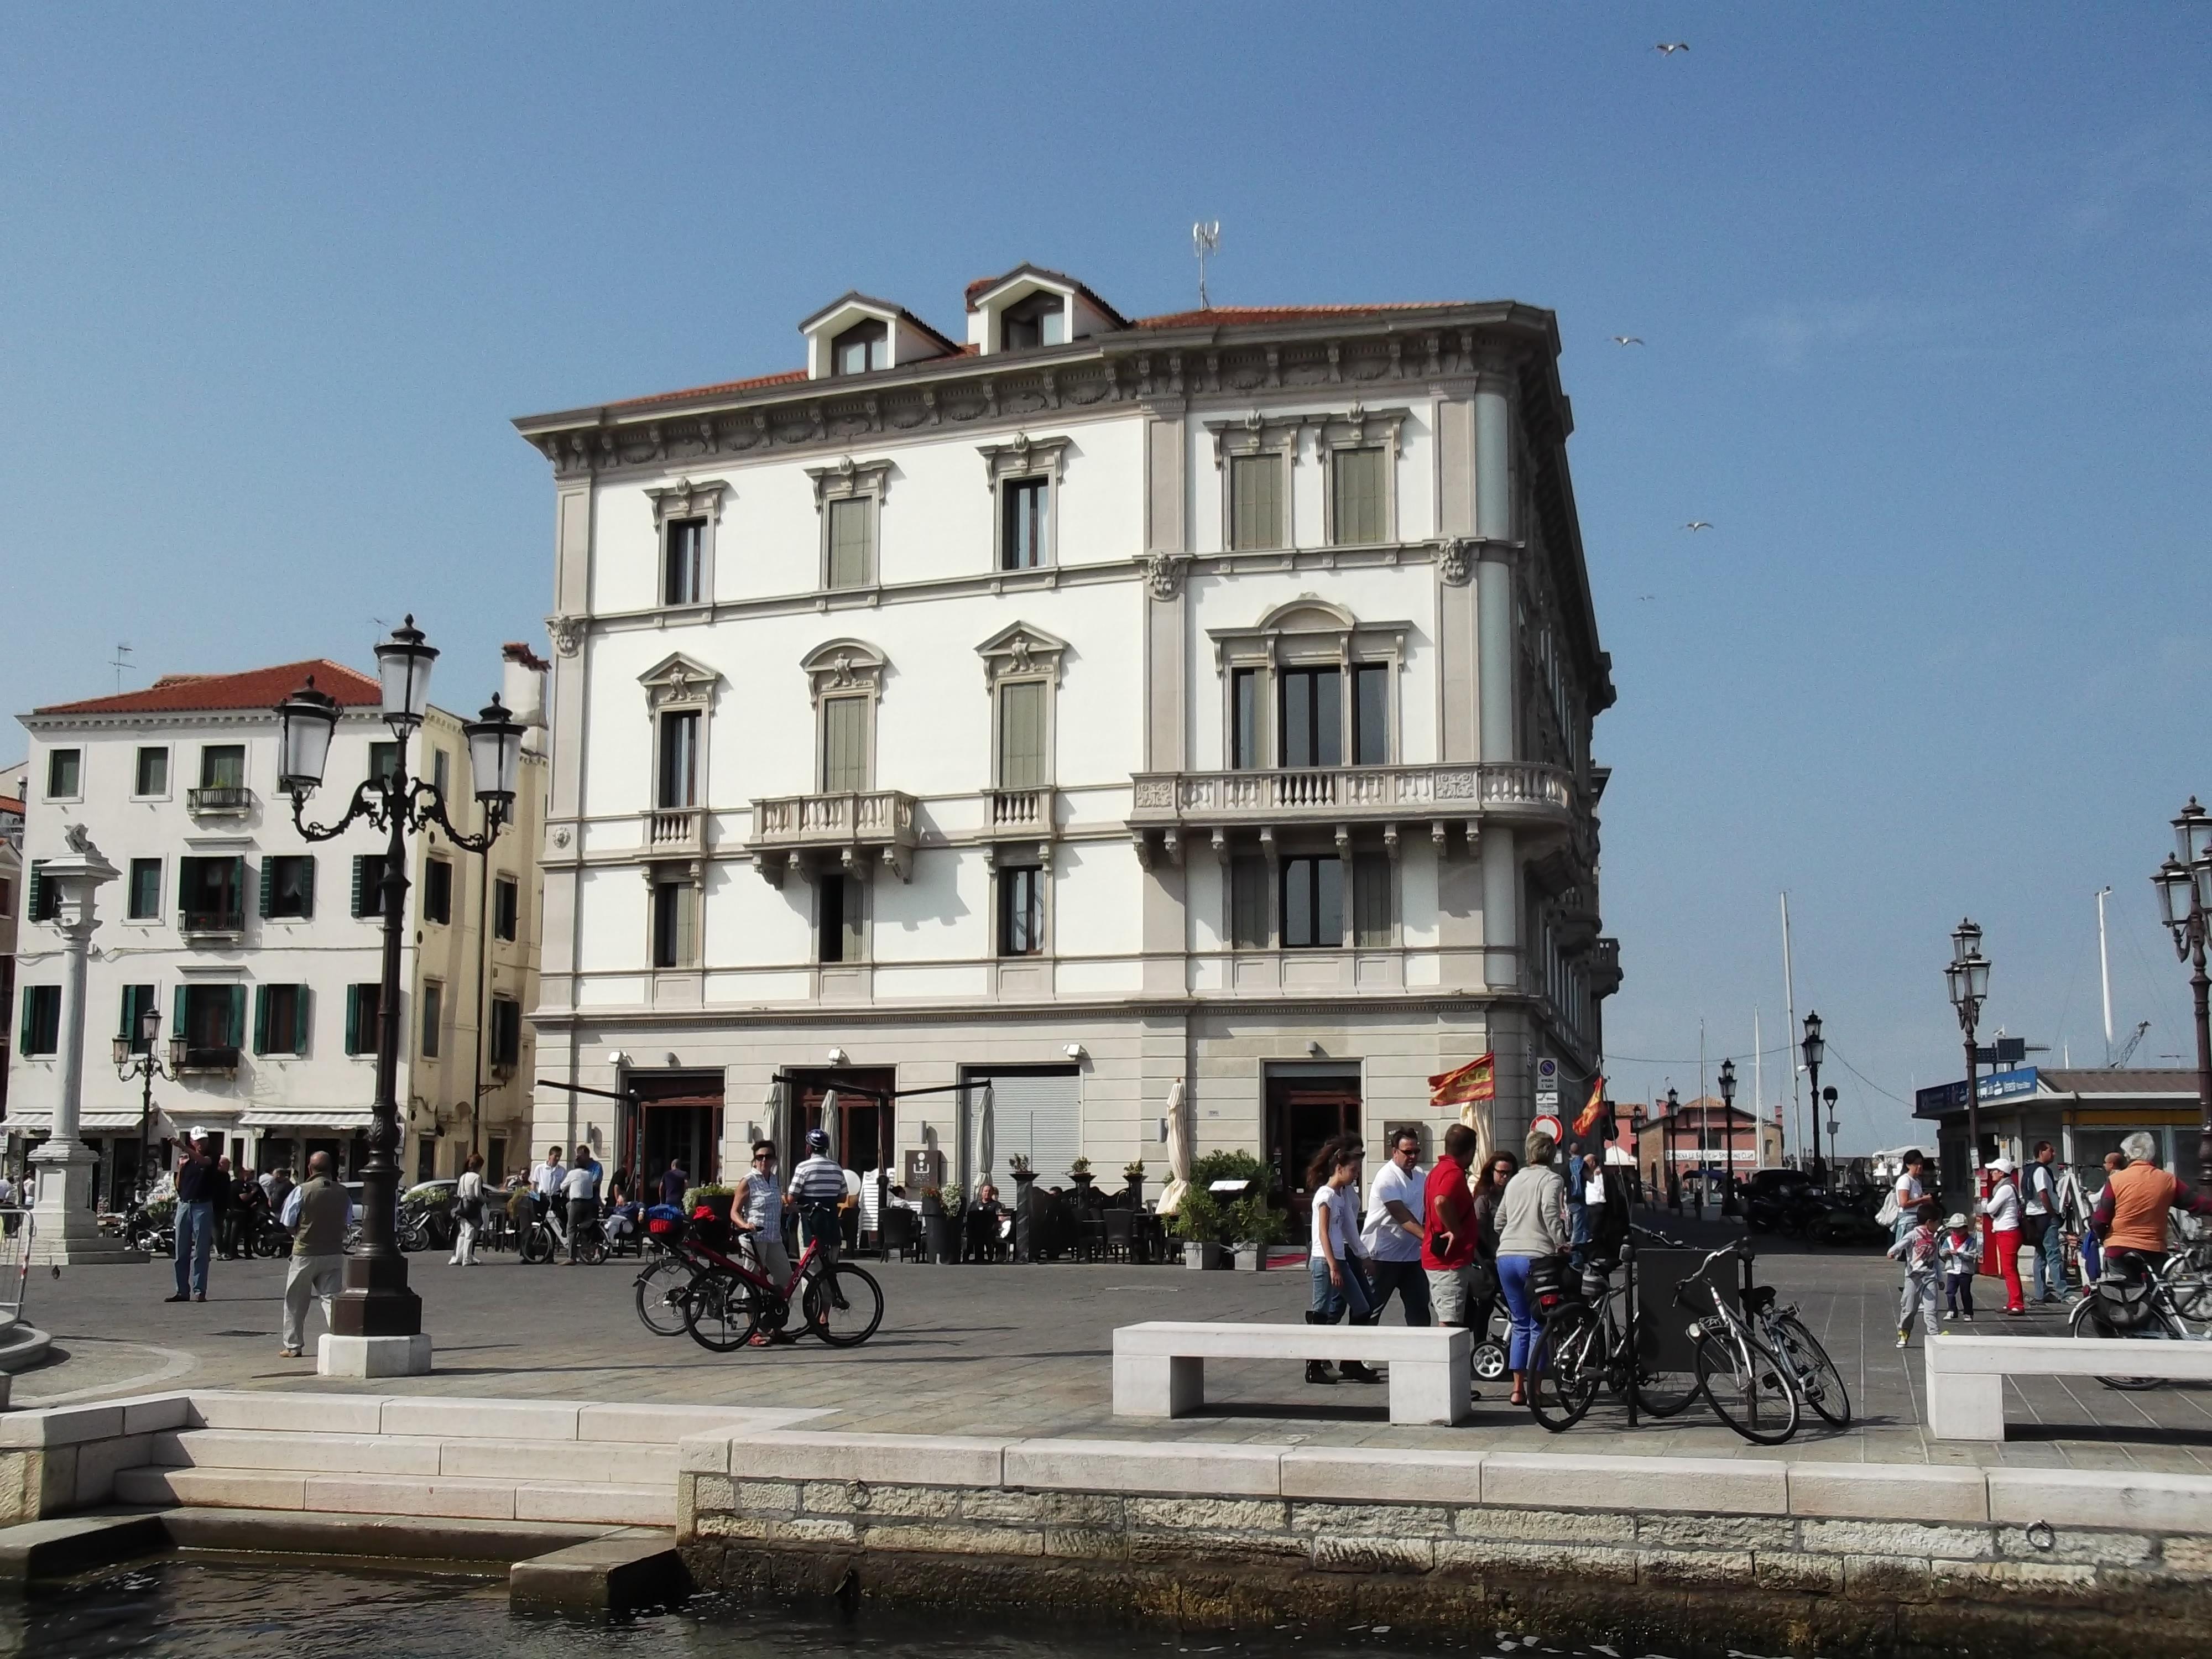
left=640, top=1225, right=884, bottom=1353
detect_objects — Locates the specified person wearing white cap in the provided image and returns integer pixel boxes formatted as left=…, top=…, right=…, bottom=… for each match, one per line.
left=1981, top=1155, right=2025, bottom=1315
left=1938, top=1210, right=1983, bottom=1322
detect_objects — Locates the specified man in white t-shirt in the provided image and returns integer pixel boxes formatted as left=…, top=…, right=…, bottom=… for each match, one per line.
left=559, top=1147, right=599, bottom=1264
left=1361, top=1128, right=1432, bottom=1326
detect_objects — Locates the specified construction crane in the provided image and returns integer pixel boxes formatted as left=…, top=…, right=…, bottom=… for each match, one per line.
left=2112, top=1020, right=2151, bottom=1068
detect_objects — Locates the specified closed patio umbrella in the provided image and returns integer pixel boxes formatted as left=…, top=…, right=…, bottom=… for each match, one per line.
left=1156, top=1078, right=1191, bottom=1216
left=974, top=1081, right=994, bottom=1191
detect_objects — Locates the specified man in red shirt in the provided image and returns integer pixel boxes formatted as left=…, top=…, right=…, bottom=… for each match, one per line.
left=1422, top=1124, right=1481, bottom=1327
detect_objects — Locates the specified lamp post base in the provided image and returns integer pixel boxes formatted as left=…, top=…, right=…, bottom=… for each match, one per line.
left=317, top=1333, right=433, bottom=1378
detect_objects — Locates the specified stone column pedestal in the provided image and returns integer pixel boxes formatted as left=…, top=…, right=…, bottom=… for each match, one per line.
left=28, top=1141, right=143, bottom=1265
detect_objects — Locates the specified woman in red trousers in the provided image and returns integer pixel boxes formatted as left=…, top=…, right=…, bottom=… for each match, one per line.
left=1983, top=1156, right=2026, bottom=1314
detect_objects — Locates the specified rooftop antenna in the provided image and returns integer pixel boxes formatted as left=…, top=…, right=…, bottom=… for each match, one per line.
left=1192, top=221, right=1220, bottom=310
left=109, top=641, right=133, bottom=693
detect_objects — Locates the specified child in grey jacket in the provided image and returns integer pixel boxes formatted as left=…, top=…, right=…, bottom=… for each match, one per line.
left=1938, top=1211, right=1983, bottom=1322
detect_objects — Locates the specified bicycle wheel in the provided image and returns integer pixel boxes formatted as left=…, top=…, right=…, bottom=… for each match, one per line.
left=634, top=1257, right=695, bottom=1337
left=2167, top=1254, right=2212, bottom=1321
left=1527, top=1303, right=1603, bottom=1432
left=804, top=1262, right=885, bottom=1348
left=575, top=1229, right=610, bottom=1267
left=519, top=1223, right=553, bottom=1265
left=684, top=1269, right=762, bottom=1353
left=1630, top=1349, right=1701, bottom=1418
left=1695, top=1326, right=1801, bottom=1445
left=2070, top=1293, right=2170, bottom=1390
left=1770, top=1312, right=1851, bottom=1427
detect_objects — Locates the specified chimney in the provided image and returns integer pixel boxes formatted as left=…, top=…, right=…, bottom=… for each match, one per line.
left=502, top=642, right=550, bottom=753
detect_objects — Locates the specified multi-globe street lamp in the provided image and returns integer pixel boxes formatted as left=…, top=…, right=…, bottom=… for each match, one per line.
left=1663, top=1087, right=1681, bottom=1211
left=1717, top=1058, right=1739, bottom=1215
left=274, top=618, right=523, bottom=1365
left=1945, top=919, right=1992, bottom=1196
left=1801, top=1011, right=1825, bottom=1187
left=2151, top=797, right=2212, bottom=1185
left=112, top=1006, right=187, bottom=1205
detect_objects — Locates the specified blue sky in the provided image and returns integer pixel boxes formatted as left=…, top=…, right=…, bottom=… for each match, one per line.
left=5, top=7, right=2207, bottom=1150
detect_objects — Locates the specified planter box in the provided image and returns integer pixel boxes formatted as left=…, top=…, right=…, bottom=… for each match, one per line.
left=1182, top=1241, right=1228, bottom=1271
left=1233, top=1245, right=1270, bottom=1272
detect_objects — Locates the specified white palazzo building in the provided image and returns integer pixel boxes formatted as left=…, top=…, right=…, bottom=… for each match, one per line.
left=515, top=268, right=1618, bottom=1203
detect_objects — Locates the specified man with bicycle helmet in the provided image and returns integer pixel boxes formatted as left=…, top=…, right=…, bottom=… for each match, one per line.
left=2090, top=1132, right=2212, bottom=1281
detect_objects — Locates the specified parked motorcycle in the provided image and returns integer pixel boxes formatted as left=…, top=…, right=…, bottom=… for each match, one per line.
left=126, top=1202, right=175, bottom=1258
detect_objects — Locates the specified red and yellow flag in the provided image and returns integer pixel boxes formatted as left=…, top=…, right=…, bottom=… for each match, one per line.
left=1573, top=1074, right=1607, bottom=1138
left=1428, top=1053, right=1496, bottom=1109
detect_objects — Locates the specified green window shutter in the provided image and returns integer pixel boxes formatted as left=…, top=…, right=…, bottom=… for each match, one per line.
left=26, top=861, right=44, bottom=922
left=298, top=857, right=316, bottom=920
left=351, top=855, right=366, bottom=917
left=226, top=984, right=246, bottom=1048
left=230, top=857, right=246, bottom=922
left=345, top=984, right=361, bottom=1053
left=118, top=984, right=135, bottom=1040
left=295, top=985, right=311, bottom=1055
left=822, top=697, right=868, bottom=792
left=258, top=858, right=274, bottom=919
left=253, top=985, right=270, bottom=1055
left=173, top=983, right=187, bottom=1044
left=16, top=988, right=29, bottom=1054
left=998, top=680, right=1047, bottom=790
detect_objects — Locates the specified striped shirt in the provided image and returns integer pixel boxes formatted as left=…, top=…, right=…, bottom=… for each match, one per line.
left=788, top=1155, right=847, bottom=1207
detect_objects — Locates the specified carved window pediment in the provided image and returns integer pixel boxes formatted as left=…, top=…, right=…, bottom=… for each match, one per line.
left=804, top=455, right=894, bottom=506
left=639, top=651, right=722, bottom=710
left=644, top=477, right=729, bottom=525
left=974, top=621, right=1071, bottom=686
left=800, top=638, right=889, bottom=703
left=977, top=431, right=1073, bottom=486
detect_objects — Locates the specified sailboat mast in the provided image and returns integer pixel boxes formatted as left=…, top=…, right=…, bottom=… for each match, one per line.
left=1782, top=893, right=1801, bottom=1167
left=2097, top=886, right=2115, bottom=1065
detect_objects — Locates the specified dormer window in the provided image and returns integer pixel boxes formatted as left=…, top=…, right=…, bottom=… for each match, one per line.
left=999, top=291, right=1066, bottom=352
left=832, top=320, right=888, bottom=375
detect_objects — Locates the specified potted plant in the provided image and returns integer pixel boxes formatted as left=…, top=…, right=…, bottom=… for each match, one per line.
left=1171, top=1186, right=1229, bottom=1270
left=922, top=1184, right=962, bottom=1264
left=1068, top=1155, right=1094, bottom=1191
left=1123, top=1159, right=1146, bottom=1208
left=1227, top=1194, right=1285, bottom=1271
left=1008, top=1155, right=1037, bottom=1261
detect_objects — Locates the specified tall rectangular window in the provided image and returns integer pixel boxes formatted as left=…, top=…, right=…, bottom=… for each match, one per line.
left=119, top=984, right=159, bottom=1052
left=255, top=984, right=308, bottom=1055
left=1230, top=855, right=1269, bottom=950
left=827, top=497, right=873, bottom=589
left=45, top=749, right=80, bottom=799
left=179, top=982, right=243, bottom=1061
left=493, top=876, right=519, bottom=942
left=1331, top=446, right=1386, bottom=544
left=422, top=857, right=452, bottom=925
left=178, top=856, right=244, bottom=931
left=490, top=997, right=521, bottom=1068
left=199, top=744, right=245, bottom=789
left=1231, top=669, right=1261, bottom=770
left=368, top=742, right=400, bottom=786
left=664, top=516, right=706, bottom=604
left=657, top=711, right=698, bottom=808
left=1353, top=853, right=1392, bottom=947
left=1229, top=453, right=1284, bottom=550
left=998, top=867, right=1044, bottom=956
left=1282, top=855, right=1344, bottom=950
left=1001, top=478, right=1048, bottom=570
left=1280, top=667, right=1343, bottom=769
left=345, top=983, right=383, bottom=1055
left=821, top=696, right=868, bottom=792
left=134, top=747, right=169, bottom=796
left=817, top=874, right=863, bottom=964
left=261, top=855, right=315, bottom=920
left=431, top=747, right=450, bottom=799
left=997, top=680, right=1047, bottom=790
left=420, top=982, right=442, bottom=1057
left=19, top=985, right=62, bottom=1056
left=1354, top=664, right=1389, bottom=765
left=652, top=879, right=696, bottom=969
left=127, top=858, right=162, bottom=920
left=351, top=853, right=390, bottom=918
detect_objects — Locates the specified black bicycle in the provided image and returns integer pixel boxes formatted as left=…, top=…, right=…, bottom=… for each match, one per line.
left=1526, top=1253, right=1700, bottom=1432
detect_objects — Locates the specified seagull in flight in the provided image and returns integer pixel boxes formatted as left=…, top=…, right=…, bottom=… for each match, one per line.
left=1638, top=593, right=1658, bottom=601
left=1682, top=520, right=1713, bottom=532
left=1655, top=41, right=1689, bottom=55
left=1610, top=335, right=1645, bottom=347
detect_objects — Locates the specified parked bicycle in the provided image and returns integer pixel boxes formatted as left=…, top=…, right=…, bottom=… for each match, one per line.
left=1525, top=1251, right=1700, bottom=1432
left=1669, top=1240, right=1803, bottom=1444
left=1636, top=1225, right=1850, bottom=1428
left=2070, top=1250, right=2205, bottom=1388
left=520, top=1197, right=608, bottom=1265
left=633, top=1210, right=882, bottom=1352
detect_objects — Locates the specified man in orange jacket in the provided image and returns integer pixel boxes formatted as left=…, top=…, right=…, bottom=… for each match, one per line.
left=2090, top=1132, right=2212, bottom=1276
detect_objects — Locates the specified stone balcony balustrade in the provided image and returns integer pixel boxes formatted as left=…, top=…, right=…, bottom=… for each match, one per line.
left=749, top=789, right=920, bottom=883
left=641, top=806, right=706, bottom=859
left=185, top=785, right=254, bottom=817
left=1126, top=760, right=1576, bottom=862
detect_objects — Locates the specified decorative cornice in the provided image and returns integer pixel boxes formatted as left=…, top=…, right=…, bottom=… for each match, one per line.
left=799, top=638, right=889, bottom=702
left=977, top=431, right=1073, bottom=486
left=639, top=651, right=722, bottom=709
left=974, top=621, right=1070, bottom=685
left=804, top=455, right=894, bottom=506
left=644, top=477, right=729, bottom=524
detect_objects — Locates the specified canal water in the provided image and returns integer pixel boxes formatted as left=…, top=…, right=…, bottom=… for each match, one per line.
left=0, top=1557, right=1700, bottom=1659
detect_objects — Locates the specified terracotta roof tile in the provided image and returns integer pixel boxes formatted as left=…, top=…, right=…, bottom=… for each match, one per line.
left=607, top=367, right=808, bottom=411
left=0, top=796, right=23, bottom=815
left=34, top=660, right=380, bottom=717
left=1133, top=302, right=1459, bottom=330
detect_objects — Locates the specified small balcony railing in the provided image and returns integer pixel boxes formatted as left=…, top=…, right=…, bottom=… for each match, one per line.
left=179, top=907, right=246, bottom=937
left=1592, top=936, right=1623, bottom=998
left=180, top=1044, right=241, bottom=1073
left=983, top=787, right=1053, bottom=835
left=1128, top=761, right=1574, bottom=828
left=749, top=790, right=921, bottom=883
left=642, top=806, right=705, bottom=858
left=186, top=785, right=254, bottom=816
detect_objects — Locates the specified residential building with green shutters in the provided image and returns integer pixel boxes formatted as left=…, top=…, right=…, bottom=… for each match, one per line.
left=515, top=268, right=1618, bottom=1209
left=7, top=650, right=549, bottom=1204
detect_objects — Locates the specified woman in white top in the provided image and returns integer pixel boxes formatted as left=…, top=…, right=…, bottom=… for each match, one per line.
left=448, top=1152, right=485, bottom=1266
left=1981, top=1155, right=2025, bottom=1314
left=1306, top=1138, right=1380, bottom=1386
left=1891, top=1151, right=1928, bottom=1244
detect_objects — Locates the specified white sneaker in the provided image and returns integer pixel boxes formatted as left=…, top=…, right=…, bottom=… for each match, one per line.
left=1896, top=1331, right=1910, bottom=1348
left=1942, top=1310, right=1955, bottom=1322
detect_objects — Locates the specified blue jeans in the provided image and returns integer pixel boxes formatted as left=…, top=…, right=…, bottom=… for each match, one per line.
left=174, top=1201, right=213, bottom=1297
left=1308, top=1256, right=1375, bottom=1324
left=1497, top=1253, right=1543, bottom=1372
left=2031, top=1222, right=2066, bottom=1301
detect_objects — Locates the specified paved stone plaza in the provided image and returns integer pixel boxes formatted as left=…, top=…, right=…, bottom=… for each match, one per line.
left=15, top=1216, right=2212, bottom=1475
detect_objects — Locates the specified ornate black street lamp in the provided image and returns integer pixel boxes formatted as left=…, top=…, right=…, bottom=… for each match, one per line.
left=2153, top=796, right=2212, bottom=1185
left=112, top=1005, right=187, bottom=1205
left=1663, top=1087, right=1680, bottom=1211
left=1717, top=1057, right=1739, bottom=1216
left=1945, top=919, right=1991, bottom=1197
left=274, top=619, right=523, bottom=1360
left=1801, top=1012, right=1825, bottom=1187
left=1822, top=1084, right=1840, bottom=1175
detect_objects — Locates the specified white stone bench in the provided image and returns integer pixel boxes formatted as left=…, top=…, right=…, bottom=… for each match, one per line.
left=1112, top=1321, right=1470, bottom=1426
left=1926, top=1331, right=2212, bottom=1439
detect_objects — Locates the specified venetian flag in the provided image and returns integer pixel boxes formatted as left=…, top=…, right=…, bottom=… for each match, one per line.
left=1428, top=1053, right=1496, bottom=1110
left=1573, top=1074, right=1607, bottom=1139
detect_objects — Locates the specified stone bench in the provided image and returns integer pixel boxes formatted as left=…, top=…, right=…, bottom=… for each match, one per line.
left=1926, top=1330, right=2212, bottom=1439
left=1112, top=1321, right=1470, bottom=1426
